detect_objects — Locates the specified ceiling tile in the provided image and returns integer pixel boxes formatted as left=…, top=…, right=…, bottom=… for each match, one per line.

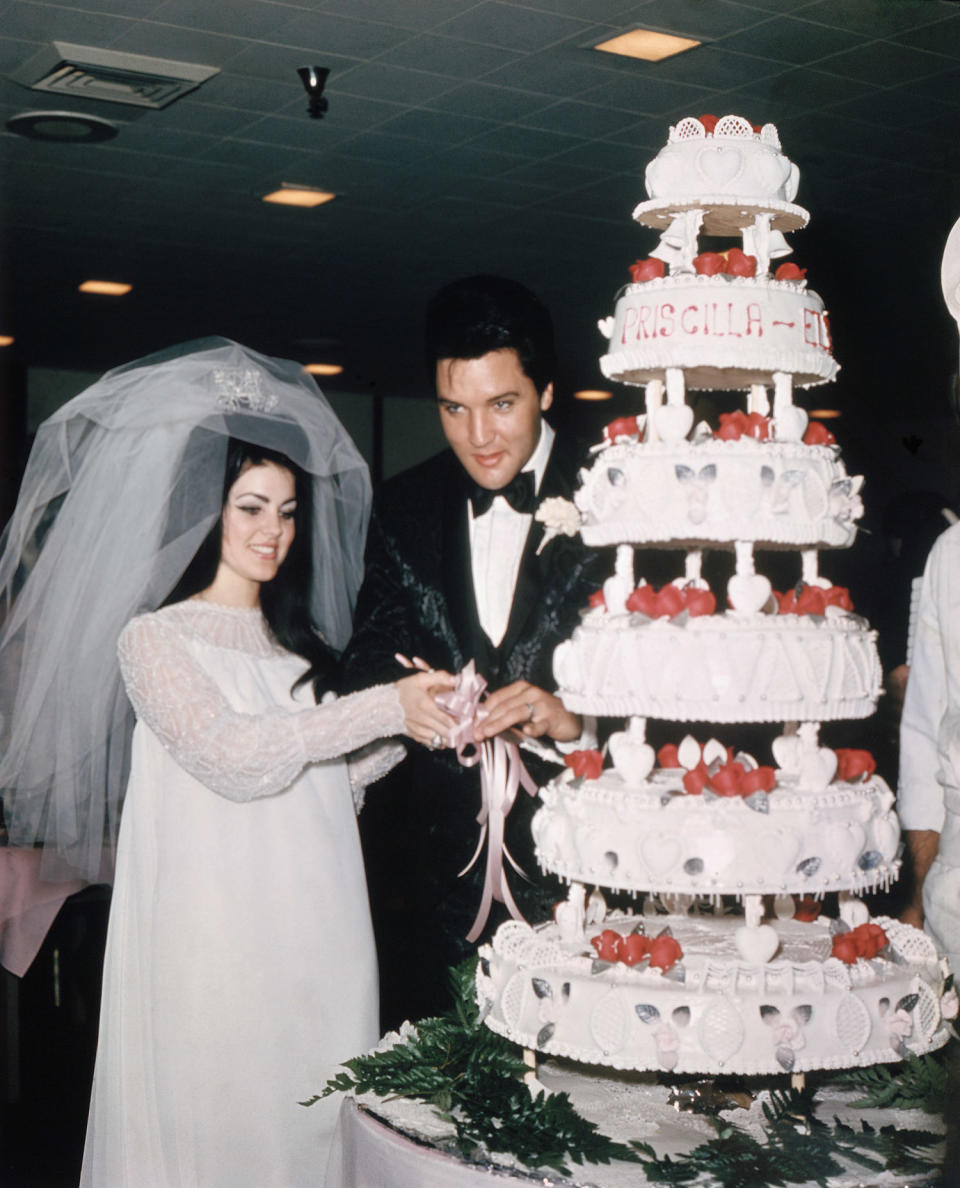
left=480, top=48, right=628, bottom=97
left=895, top=12, right=960, bottom=61
left=799, top=0, right=955, bottom=36
left=574, top=68, right=716, bottom=116
left=812, top=38, right=960, bottom=84
left=625, top=0, right=775, bottom=39
left=549, top=137, right=653, bottom=173
left=271, top=9, right=413, bottom=58
left=616, top=43, right=781, bottom=90
left=0, top=0, right=134, bottom=44
left=722, top=65, right=879, bottom=120
left=198, top=71, right=303, bottom=113
left=149, top=0, right=285, bottom=38
left=229, top=111, right=367, bottom=150
left=465, top=122, right=581, bottom=159
left=320, top=0, right=477, bottom=31
left=374, top=107, right=496, bottom=145
left=0, top=34, right=45, bottom=74
left=519, top=98, right=643, bottom=138
left=425, top=81, right=554, bottom=122
left=334, top=62, right=459, bottom=105
left=433, top=2, right=593, bottom=53
left=724, top=13, right=862, bottom=64
left=378, top=33, right=524, bottom=79
left=107, top=20, right=256, bottom=66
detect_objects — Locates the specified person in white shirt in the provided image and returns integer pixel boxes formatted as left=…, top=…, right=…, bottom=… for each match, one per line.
left=339, top=276, right=602, bottom=1023
left=897, top=215, right=960, bottom=972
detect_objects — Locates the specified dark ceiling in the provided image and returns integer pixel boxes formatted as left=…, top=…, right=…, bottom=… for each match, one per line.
left=3, top=0, right=960, bottom=436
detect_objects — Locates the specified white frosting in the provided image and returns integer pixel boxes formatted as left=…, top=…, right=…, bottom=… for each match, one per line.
left=576, top=438, right=862, bottom=549
left=646, top=117, right=798, bottom=205
left=554, top=611, right=882, bottom=724
left=478, top=915, right=952, bottom=1077
left=599, top=275, right=837, bottom=391
left=533, top=768, right=901, bottom=897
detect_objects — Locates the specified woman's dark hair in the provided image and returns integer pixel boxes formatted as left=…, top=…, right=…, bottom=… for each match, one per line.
left=424, top=274, right=556, bottom=395
left=163, top=437, right=336, bottom=701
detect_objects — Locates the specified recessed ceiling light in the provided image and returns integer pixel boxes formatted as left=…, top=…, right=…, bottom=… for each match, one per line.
left=262, top=186, right=336, bottom=208
left=574, top=389, right=613, bottom=401
left=79, top=280, right=132, bottom=295
left=305, top=363, right=343, bottom=376
left=6, top=110, right=117, bottom=142
left=594, top=29, right=700, bottom=62
left=0, top=335, right=14, bottom=347
left=809, top=409, right=842, bottom=419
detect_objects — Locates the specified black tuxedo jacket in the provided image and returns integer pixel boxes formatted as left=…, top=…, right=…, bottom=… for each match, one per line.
left=339, top=429, right=603, bottom=1023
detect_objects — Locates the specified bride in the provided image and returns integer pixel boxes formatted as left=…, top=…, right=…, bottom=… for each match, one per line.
left=0, top=338, right=454, bottom=1185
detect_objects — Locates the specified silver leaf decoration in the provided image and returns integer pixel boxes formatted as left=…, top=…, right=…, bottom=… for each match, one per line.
left=745, top=790, right=770, bottom=814
left=532, top=978, right=553, bottom=999
left=776, top=1045, right=796, bottom=1072
left=635, top=1003, right=660, bottom=1024
left=537, top=1022, right=556, bottom=1047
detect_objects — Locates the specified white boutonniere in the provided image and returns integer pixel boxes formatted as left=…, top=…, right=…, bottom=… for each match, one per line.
left=535, top=496, right=582, bottom=554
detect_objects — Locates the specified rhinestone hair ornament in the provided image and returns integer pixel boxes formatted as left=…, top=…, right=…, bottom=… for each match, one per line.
left=0, top=337, right=371, bottom=885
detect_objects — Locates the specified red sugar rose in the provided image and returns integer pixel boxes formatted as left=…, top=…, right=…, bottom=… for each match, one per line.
left=685, top=587, right=716, bottom=617
left=693, top=251, right=726, bottom=276
left=835, top=748, right=876, bottom=783
left=630, top=257, right=665, bottom=283
left=619, top=933, right=652, bottom=966
left=741, top=765, right=777, bottom=794
left=649, top=935, right=684, bottom=971
left=775, top=262, right=807, bottom=282
left=699, top=114, right=719, bottom=133
left=564, top=749, right=604, bottom=781
left=591, top=929, right=622, bottom=962
left=657, top=743, right=680, bottom=769
left=682, top=761, right=709, bottom=796
left=794, top=897, right=821, bottom=922
left=656, top=584, right=686, bottom=618
left=710, top=761, right=747, bottom=797
left=604, top=415, right=641, bottom=442
left=588, top=590, right=607, bottom=611
left=803, top=421, right=836, bottom=446
left=832, top=932, right=860, bottom=964
left=795, top=585, right=827, bottom=615
left=626, top=585, right=659, bottom=616
left=725, top=248, right=757, bottom=278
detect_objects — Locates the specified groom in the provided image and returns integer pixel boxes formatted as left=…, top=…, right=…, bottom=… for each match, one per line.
left=340, top=275, right=602, bottom=1023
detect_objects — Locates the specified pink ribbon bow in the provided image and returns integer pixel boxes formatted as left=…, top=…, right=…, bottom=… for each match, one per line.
left=435, top=661, right=539, bottom=943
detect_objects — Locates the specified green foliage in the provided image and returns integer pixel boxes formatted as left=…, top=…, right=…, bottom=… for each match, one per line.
left=834, top=1046, right=953, bottom=1113
left=303, top=958, right=643, bottom=1176
left=305, top=960, right=945, bottom=1183
left=631, top=1084, right=941, bottom=1187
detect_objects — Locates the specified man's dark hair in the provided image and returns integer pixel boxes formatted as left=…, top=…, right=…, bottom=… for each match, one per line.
left=424, top=274, right=556, bottom=395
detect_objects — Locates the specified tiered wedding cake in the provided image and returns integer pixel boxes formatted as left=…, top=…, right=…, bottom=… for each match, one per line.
left=476, top=115, right=955, bottom=1077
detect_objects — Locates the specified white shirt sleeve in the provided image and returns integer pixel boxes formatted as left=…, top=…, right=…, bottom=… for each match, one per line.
left=898, top=524, right=960, bottom=832
left=118, top=613, right=405, bottom=804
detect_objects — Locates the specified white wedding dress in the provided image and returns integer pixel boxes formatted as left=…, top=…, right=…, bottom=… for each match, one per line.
left=80, top=600, right=405, bottom=1188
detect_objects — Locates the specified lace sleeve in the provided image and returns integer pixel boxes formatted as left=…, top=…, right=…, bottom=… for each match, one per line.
left=346, top=739, right=407, bottom=813
left=118, top=613, right=405, bottom=803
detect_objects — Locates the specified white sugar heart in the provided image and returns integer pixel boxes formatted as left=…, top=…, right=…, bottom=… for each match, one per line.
left=653, top=402, right=694, bottom=443
left=598, top=316, right=614, bottom=339
left=839, top=896, right=870, bottom=929
left=773, top=894, right=795, bottom=921
left=772, top=405, right=809, bottom=442
left=702, top=738, right=727, bottom=767
left=608, top=731, right=655, bottom=782
left=677, top=734, right=701, bottom=770
left=727, top=573, right=772, bottom=615
left=771, top=733, right=802, bottom=772
left=734, top=922, right=779, bottom=965
left=798, top=746, right=837, bottom=792
left=697, top=146, right=742, bottom=187
left=872, top=812, right=900, bottom=861
left=641, top=832, right=682, bottom=877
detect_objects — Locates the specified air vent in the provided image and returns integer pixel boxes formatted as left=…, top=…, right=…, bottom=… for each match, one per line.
left=10, top=42, right=219, bottom=109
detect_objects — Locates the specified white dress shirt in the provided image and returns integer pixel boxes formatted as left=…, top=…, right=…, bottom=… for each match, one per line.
left=468, top=421, right=554, bottom=647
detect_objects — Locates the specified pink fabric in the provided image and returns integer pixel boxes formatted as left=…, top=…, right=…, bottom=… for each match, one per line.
left=436, top=662, right=538, bottom=943
left=0, top=849, right=87, bottom=976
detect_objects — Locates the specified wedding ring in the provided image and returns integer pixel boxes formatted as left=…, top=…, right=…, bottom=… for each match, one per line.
left=526, top=702, right=535, bottom=721
left=430, top=732, right=443, bottom=750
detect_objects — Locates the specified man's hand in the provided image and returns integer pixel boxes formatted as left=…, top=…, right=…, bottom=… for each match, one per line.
left=474, top=680, right=581, bottom=743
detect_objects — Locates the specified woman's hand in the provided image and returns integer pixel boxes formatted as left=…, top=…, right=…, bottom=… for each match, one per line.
left=395, top=669, right=457, bottom=749
left=473, top=680, right=581, bottom=743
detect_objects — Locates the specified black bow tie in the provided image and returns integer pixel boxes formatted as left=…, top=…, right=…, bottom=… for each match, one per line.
left=468, top=469, right=537, bottom=517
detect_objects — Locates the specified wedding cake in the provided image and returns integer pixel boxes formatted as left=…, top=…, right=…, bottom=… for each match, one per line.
left=476, top=114, right=956, bottom=1078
